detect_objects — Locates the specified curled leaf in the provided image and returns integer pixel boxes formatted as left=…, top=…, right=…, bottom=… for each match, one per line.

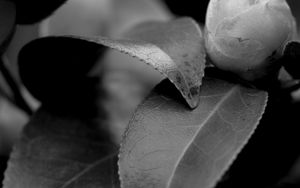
left=19, top=18, right=205, bottom=108
left=119, top=77, right=268, bottom=188
left=84, top=17, right=206, bottom=108
left=18, top=37, right=107, bottom=106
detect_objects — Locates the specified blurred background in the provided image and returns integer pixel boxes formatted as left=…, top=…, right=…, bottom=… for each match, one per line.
left=1, top=0, right=300, bottom=186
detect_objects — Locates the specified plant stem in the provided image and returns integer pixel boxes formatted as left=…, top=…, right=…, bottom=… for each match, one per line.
left=0, top=58, right=32, bottom=115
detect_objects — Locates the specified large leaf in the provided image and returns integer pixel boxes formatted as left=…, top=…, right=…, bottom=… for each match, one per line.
left=214, top=91, right=300, bottom=188
left=3, top=107, right=120, bottom=188
left=18, top=36, right=109, bottom=107
left=20, top=18, right=205, bottom=109
left=0, top=0, right=16, bottom=54
left=119, top=76, right=268, bottom=188
left=84, top=17, right=206, bottom=108
left=5, top=33, right=120, bottom=187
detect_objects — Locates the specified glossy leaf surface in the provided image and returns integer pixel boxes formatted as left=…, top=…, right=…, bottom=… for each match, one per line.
left=85, top=17, right=206, bottom=108
left=119, top=77, right=268, bottom=188
left=20, top=17, right=204, bottom=109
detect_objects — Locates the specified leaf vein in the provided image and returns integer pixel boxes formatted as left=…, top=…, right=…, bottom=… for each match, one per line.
left=60, top=153, right=117, bottom=188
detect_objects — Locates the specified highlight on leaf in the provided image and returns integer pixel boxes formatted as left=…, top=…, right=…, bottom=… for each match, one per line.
left=119, top=76, right=268, bottom=188
left=19, top=17, right=206, bottom=109
left=80, top=17, right=206, bottom=108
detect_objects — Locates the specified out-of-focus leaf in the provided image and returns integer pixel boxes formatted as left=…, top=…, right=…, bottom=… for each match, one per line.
left=0, top=0, right=16, bottom=54
left=40, top=0, right=171, bottom=38
left=119, top=77, right=268, bottom=188
left=0, top=96, right=28, bottom=155
left=3, top=107, right=120, bottom=188
left=20, top=17, right=206, bottom=108
left=5, top=24, right=40, bottom=82
left=13, top=0, right=67, bottom=25
left=90, top=0, right=171, bottom=142
left=102, top=68, right=163, bottom=143
left=107, top=0, right=171, bottom=38
left=37, top=0, right=171, bottom=143
left=7, top=37, right=120, bottom=187
left=1, top=23, right=40, bottom=113
left=0, top=62, right=12, bottom=97
left=281, top=156, right=300, bottom=187
left=39, top=0, right=113, bottom=37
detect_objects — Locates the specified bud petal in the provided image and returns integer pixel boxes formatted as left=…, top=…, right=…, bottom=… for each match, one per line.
left=205, top=0, right=296, bottom=80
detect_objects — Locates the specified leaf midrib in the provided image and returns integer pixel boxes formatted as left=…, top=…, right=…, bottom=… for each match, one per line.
left=166, top=85, right=238, bottom=188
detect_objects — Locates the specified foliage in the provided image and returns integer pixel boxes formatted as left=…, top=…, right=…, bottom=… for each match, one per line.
left=1, top=0, right=300, bottom=188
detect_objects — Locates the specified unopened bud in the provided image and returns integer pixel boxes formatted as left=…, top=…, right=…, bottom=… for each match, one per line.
left=205, top=0, right=296, bottom=81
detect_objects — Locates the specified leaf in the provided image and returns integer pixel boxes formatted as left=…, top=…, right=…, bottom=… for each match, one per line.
left=85, top=17, right=206, bottom=108
left=39, top=0, right=171, bottom=38
left=20, top=18, right=205, bottom=108
left=106, top=0, right=171, bottom=38
left=3, top=107, right=120, bottom=188
left=6, top=39, right=120, bottom=187
left=39, top=0, right=114, bottom=37
left=18, top=37, right=107, bottom=106
left=0, top=96, right=28, bottom=155
left=37, top=0, right=171, bottom=143
left=22, top=17, right=205, bottom=108
left=0, top=0, right=16, bottom=54
left=102, top=68, right=163, bottom=143
left=214, top=90, right=300, bottom=188
left=118, top=76, right=268, bottom=188
left=5, top=23, right=40, bottom=81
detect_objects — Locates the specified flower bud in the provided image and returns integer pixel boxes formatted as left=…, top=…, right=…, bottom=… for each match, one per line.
left=205, top=0, right=296, bottom=81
